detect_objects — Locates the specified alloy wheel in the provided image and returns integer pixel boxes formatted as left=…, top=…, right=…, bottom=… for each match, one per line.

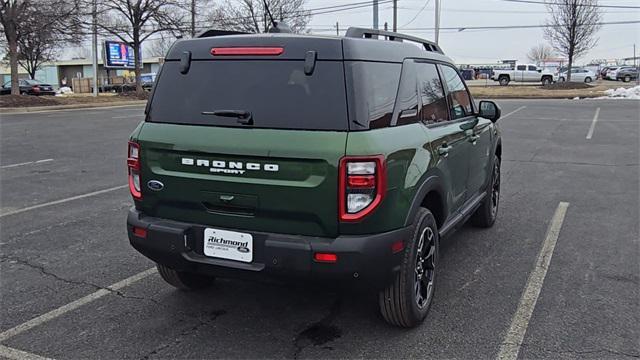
left=415, top=227, right=436, bottom=309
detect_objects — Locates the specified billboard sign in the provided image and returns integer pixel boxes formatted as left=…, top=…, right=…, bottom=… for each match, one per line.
left=103, top=40, right=136, bottom=69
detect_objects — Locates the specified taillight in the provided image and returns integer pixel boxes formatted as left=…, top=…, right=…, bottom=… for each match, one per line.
left=210, top=47, right=284, bottom=56
left=339, top=155, right=386, bottom=222
left=127, top=141, right=142, bottom=200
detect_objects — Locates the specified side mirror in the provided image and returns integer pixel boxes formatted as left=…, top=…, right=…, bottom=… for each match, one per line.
left=478, top=100, right=501, bottom=122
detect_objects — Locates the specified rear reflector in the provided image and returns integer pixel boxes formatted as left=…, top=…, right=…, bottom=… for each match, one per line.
left=133, top=226, right=147, bottom=238
left=314, top=253, right=338, bottom=263
left=391, top=240, right=404, bottom=254
left=210, top=47, right=284, bottom=56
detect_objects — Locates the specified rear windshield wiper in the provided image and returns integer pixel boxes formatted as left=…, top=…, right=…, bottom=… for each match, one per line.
left=201, top=109, right=253, bottom=125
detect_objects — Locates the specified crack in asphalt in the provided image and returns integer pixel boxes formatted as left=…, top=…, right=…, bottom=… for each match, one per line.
left=0, top=255, right=170, bottom=310
left=516, top=342, right=640, bottom=359
left=292, top=297, right=343, bottom=359
left=139, top=309, right=227, bottom=360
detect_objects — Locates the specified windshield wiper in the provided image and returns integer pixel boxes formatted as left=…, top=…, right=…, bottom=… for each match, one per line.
left=201, top=109, right=253, bottom=125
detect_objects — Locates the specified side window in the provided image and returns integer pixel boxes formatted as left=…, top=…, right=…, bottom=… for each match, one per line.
left=415, top=62, right=448, bottom=124
left=516, top=65, right=526, bottom=71
left=440, top=65, right=473, bottom=120
left=394, top=61, right=419, bottom=126
left=528, top=65, right=537, bottom=71
left=345, top=61, right=401, bottom=129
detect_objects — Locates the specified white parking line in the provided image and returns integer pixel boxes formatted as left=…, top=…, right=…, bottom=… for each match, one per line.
left=586, top=107, right=601, bottom=139
left=0, top=345, right=54, bottom=360
left=0, top=159, right=53, bottom=169
left=0, top=184, right=127, bottom=218
left=497, top=201, right=569, bottom=360
left=500, top=106, right=526, bottom=120
left=0, top=267, right=157, bottom=343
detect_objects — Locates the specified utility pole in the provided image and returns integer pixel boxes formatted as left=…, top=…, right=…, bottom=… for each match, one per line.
left=191, top=0, right=196, bottom=37
left=91, top=0, right=98, bottom=97
left=434, top=0, right=441, bottom=44
left=336, top=21, right=339, bottom=36
left=373, top=0, right=379, bottom=29
left=392, top=0, right=397, bottom=32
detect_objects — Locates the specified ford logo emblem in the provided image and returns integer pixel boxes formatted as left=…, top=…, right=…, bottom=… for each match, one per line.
left=147, top=180, right=164, bottom=191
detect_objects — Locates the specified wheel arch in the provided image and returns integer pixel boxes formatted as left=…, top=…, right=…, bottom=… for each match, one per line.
left=404, top=175, right=448, bottom=229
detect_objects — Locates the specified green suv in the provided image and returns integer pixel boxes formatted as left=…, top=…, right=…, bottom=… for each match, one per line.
left=127, top=27, right=502, bottom=328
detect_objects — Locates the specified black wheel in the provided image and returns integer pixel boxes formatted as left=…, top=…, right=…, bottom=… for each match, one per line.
left=498, top=76, right=509, bottom=86
left=584, top=77, right=592, bottom=83
left=472, top=155, right=500, bottom=228
left=156, top=263, right=215, bottom=291
left=624, top=75, right=631, bottom=83
left=379, top=207, right=438, bottom=328
left=541, top=76, right=552, bottom=86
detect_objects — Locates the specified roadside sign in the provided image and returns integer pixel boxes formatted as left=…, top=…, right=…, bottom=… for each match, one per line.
left=103, top=40, right=136, bottom=69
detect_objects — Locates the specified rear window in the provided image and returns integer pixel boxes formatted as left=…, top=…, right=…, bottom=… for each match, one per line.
left=147, top=60, right=348, bottom=130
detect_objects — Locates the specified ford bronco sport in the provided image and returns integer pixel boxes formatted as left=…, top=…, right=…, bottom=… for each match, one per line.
left=127, top=27, right=502, bottom=328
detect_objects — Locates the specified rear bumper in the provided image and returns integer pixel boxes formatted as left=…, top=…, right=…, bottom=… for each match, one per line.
left=127, top=208, right=411, bottom=289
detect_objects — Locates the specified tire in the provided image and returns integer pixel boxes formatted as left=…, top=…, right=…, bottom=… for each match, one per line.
left=471, top=155, right=500, bottom=228
left=541, top=76, right=552, bottom=86
left=559, top=77, right=565, bottom=82
left=379, top=207, right=439, bottom=328
left=156, top=263, right=215, bottom=291
left=584, top=77, right=592, bottom=83
left=498, top=76, right=509, bottom=86
left=624, top=75, right=631, bottom=83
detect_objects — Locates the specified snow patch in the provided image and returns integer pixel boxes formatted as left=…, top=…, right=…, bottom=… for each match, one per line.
left=596, top=85, right=640, bottom=100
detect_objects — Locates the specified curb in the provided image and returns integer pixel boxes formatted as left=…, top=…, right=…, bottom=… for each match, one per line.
left=0, top=100, right=147, bottom=114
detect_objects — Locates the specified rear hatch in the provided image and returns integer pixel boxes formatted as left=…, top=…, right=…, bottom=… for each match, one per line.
left=136, top=35, right=347, bottom=238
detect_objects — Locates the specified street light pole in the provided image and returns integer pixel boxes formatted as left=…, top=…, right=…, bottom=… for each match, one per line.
left=91, top=0, right=98, bottom=97
left=392, top=0, right=397, bottom=32
left=434, top=0, right=441, bottom=44
left=373, top=0, right=379, bottom=29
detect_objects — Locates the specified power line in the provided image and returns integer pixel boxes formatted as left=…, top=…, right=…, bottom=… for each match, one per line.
left=402, top=0, right=431, bottom=27
left=502, top=0, right=640, bottom=9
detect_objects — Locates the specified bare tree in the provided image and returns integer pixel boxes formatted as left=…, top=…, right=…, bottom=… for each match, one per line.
left=146, top=34, right=177, bottom=58
left=94, top=0, right=184, bottom=94
left=1, top=0, right=78, bottom=94
left=526, top=44, right=555, bottom=65
left=543, top=0, right=602, bottom=81
left=208, top=0, right=310, bottom=34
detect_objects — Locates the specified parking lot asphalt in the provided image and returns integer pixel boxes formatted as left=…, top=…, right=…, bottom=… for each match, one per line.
left=0, top=99, right=638, bottom=360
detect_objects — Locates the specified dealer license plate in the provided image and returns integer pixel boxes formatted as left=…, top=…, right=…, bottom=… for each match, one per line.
left=203, top=228, right=253, bottom=263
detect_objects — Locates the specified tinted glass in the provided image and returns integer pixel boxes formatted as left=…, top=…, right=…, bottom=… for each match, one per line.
left=516, top=65, right=526, bottom=71
left=440, top=65, right=473, bottom=120
left=528, top=65, right=537, bottom=71
left=148, top=60, right=348, bottom=130
left=415, top=62, right=448, bottom=124
left=24, top=79, right=40, bottom=85
left=394, top=61, right=419, bottom=126
left=345, top=61, right=401, bottom=129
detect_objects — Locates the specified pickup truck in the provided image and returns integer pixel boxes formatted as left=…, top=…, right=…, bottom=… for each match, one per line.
left=491, top=64, right=555, bottom=86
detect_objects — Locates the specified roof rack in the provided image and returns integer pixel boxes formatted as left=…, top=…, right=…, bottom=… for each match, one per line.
left=345, top=27, right=443, bottom=54
left=196, top=29, right=249, bottom=38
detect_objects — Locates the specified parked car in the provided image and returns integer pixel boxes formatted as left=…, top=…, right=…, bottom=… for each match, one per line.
left=491, top=63, right=555, bottom=85
left=126, top=27, right=503, bottom=328
left=599, top=67, right=610, bottom=79
left=558, top=68, right=596, bottom=83
left=616, top=67, right=639, bottom=82
left=0, top=79, right=56, bottom=95
left=605, top=66, right=634, bottom=81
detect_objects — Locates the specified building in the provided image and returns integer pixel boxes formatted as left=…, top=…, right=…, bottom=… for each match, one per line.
left=1, top=57, right=164, bottom=89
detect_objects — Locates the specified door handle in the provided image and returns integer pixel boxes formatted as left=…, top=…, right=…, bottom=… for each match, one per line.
left=438, top=144, right=451, bottom=157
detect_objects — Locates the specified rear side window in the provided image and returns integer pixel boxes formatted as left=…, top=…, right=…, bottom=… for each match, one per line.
left=516, top=65, right=526, bottom=71
left=345, top=61, right=401, bottom=129
left=147, top=60, right=348, bottom=130
left=415, top=62, right=448, bottom=124
left=440, top=65, right=473, bottom=120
